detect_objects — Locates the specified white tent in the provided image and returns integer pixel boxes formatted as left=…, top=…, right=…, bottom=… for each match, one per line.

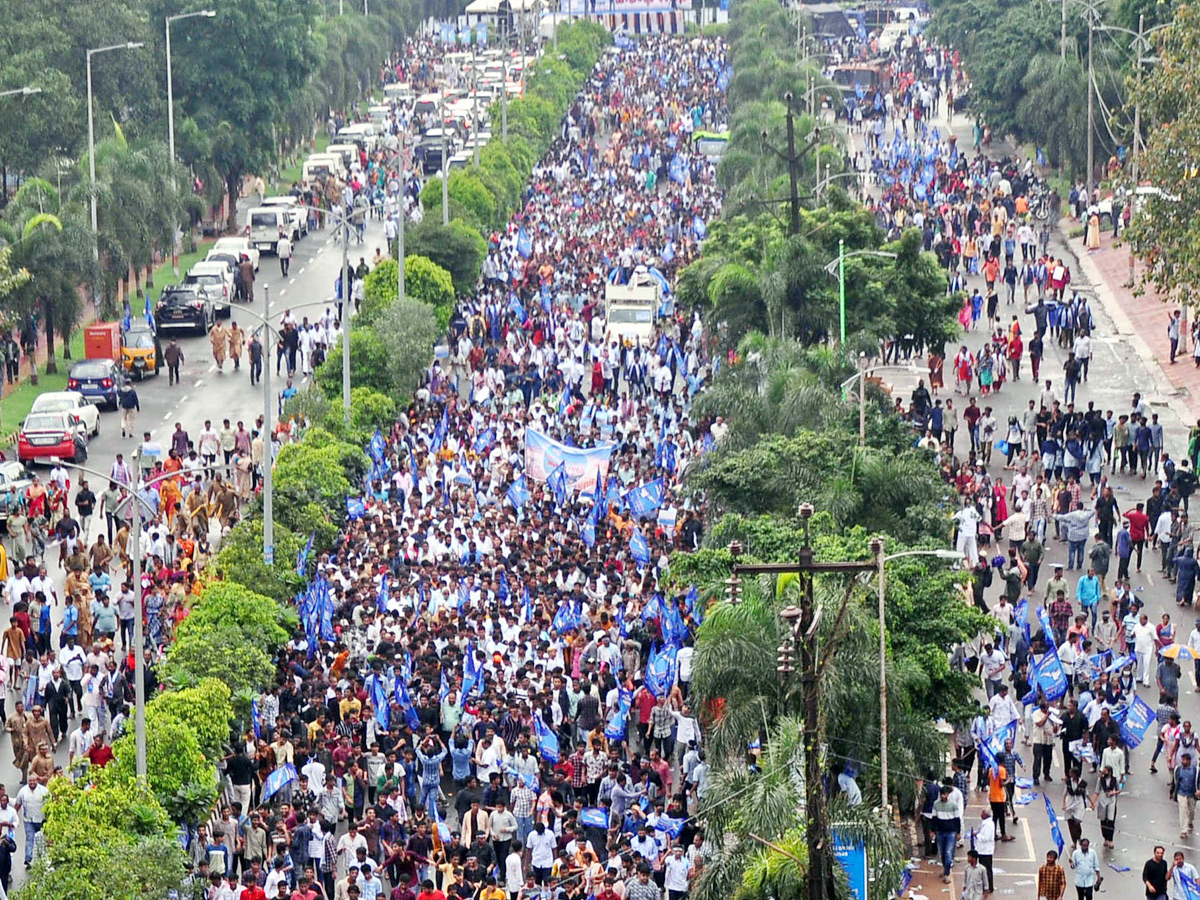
left=464, top=0, right=542, bottom=14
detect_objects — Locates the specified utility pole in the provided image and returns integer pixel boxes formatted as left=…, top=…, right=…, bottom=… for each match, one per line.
left=1086, top=6, right=1096, bottom=204
left=784, top=98, right=801, bottom=236
left=735, top=507, right=877, bottom=900
left=1061, top=0, right=1068, bottom=59
left=262, top=285, right=274, bottom=565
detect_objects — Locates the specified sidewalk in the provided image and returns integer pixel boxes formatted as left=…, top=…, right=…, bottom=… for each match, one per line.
left=1059, top=222, right=1198, bottom=420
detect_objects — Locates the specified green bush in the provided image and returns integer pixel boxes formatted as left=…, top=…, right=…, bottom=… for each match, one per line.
left=176, top=582, right=295, bottom=651
left=162, top=622, right=276, bottom=697
left=146, top=677, right=235, bottom=759
left=211, top=517, right=306, bottom=604
left=105, top=710, right=217, bottom=824
left=404, top=218, right=487, bottom=295
left=362, top=255, right=455, bottom=320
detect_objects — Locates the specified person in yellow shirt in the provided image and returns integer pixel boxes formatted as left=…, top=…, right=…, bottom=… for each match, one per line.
left=339, top=686, right=362, bottom=721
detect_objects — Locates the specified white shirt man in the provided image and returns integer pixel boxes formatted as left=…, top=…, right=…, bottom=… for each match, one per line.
left=663, top=848, right=691, bottom=894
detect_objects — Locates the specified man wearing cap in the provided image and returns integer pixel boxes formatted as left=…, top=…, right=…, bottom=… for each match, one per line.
left=662, top=845, right=691, bottom=900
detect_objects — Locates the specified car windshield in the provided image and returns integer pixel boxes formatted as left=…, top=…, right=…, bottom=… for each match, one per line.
left=161, top=291, right=197, bottom=305
left=31, top=398, right=75, bottom=413
left=188, top=274, right=222, bottom=285
left=607, top=307, right=653, bottom=324
left=24, top=414, right=67, bottom=431
left=71, top=362, right=109, bottom=378
left=125, top=331, right=155, bottom=350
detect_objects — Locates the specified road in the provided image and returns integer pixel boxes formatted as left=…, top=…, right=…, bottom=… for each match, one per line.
left=847, top=106, right=1200, bottom=897
left=0, top=208, right=389, bottom=883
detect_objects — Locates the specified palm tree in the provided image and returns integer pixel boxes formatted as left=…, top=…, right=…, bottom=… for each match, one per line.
left=0, top=178, right=91, bottom=374
left=692, top=714, right=910, bottom=900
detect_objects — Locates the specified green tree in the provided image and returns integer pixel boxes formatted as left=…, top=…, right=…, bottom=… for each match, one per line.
left=147, top=677, right=235, bottom=759
left=1126, top=2, right=1200, bottom=306
left=212, top=517, right=306, bottom=604
left=360, top=255, right=455, bottom=323
left=404, top=220, right=486, bottom=295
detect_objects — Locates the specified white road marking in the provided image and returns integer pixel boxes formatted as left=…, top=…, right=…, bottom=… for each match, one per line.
left=162, top=412, right=172, bottom=420
left=208, top=364, right=217, bottom=373
left=289, top=278, right=296, bottom=285
left=180, top=395, right=190, bottom=403
left=298, top=267, right=306, bottom=275
left=195, top=380, right=204, bottom=388
left=279, top=288, right=287, bottom=296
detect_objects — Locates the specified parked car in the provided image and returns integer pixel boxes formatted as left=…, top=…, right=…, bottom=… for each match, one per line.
left=30, top=391, right=100, bottom=438
left=0, top=460, right=34, bottom=530
left=17, top=411, right=88, bottom=465
left=208, top=236, right=260, bottom=272
left=68, top=358, right=126, bottom=409
left=157, top=284, right=214, bottom=336
left=121, top=323, right=162, bottom=380
left=185, top=261, right=234, bottom=318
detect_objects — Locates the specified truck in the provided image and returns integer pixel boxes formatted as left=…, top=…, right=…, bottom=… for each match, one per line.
left=604, top=266, right=663, bottom=345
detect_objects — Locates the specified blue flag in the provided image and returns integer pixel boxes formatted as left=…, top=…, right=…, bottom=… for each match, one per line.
left=1044, top=792, right=1065, bottom=857
left=439, top=667, right=451, bottom=703
left=1179, top=874, right=1200, bottom=900
left=535, top=714, right=560, bottom=763
left=552, top=602, right=578, bottom=634
left=626, top=479, right=664, bottom=519
left=1036, top=147, right=1048, bottom=167
left=263, top=764, right=298, bottom=801
left=122, top=301, right=132, bottom=332
left=296, top=530, right=315, bottom=577
left=580, top=807, right=609, bottom=830
left=1118, top=695, right=1156, bottom=748
left=506, top=475, right=530, bottom=510
left=347, top=497, right=366, bottom=519
left=1014, top=598, right=1029, bottom=641
left=517, top=227, right=533, bottom=258
left=655, top=815, right=685, bottom=839
left=646, top=643, right=676, bottom=697
left=630, top=528, right=650, bottom=567
left=558, top=385, right=572, bottom=416
left=377, top=575, right=389, bottom=613
left=1022, top=645, right=1069, bottom=704
left=692, top=216, right=707, bottom=239
left=370, top=673, right=391, bottom=731
left=251, top=699, right=262, bottom=740
left=395, top=676, right=421, bottom=731
left=662, top=601, right=689, bottom=647
left=473, top=428, right=495, bottom=454
left=522, top=586, right=532, bottom=623
left=367, top=429, right=387, bottom=463
left=669, top=156, right=687, bottom=185
left=547, top=463, right=568, bottom=506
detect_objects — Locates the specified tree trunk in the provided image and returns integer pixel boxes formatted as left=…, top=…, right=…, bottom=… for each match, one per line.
left=42, top=298, right=57, bottom=375
left=226, top=171, right=242, bottom=234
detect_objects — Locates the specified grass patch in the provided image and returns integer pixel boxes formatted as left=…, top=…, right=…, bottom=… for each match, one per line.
left=0, top=328, right=87, bottom=436
left=147, top=243, right=213, bottom=294
left=275, top=134, right=331, bottom=194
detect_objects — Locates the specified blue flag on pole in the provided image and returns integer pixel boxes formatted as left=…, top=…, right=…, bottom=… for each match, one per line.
left=263, top=764, right=298, bottom=801
left=506, top=475, right=530, bottom=510
left=370, top=673, right=391, bottom=731
left=581, top=807, right=609, bottom=830
left=473, top=428, right=495, bottom=454
left=368, top=429, right=386, bottom=463
left=1014, top=598, right=1029, bottom=641
left=517, top=227, right=533, bottom=258
left=1022, top=645, right=1069, bottom=704
left=377, top=575, right=389, bottom=613
left=122, top=302, right=132, bottom=332
left=251, top=699, right=262, bottom=740
left=347, top=497, right=366, bottom=519
left=439, top=667, right=451, bottom=703
left=547, top=463, right=568, bottom=506
left=662, top=601, right=689, bottom=647
left=1118, top=695, right=1156, bottom=748
left=655, top=815, right=685, bottom=839
left=535, top=715, right=560, bottom=763
left=692, top=216, right=707, bottom=239
left=1044, top=792, right=1065, bottom=857
left=625, top=479, right=664, bottom=519
left=395, top=676, right=421, bottom=731
left=630, top=528, right=650, bottom=567
left=296, top=530, right=315, bottom=577
left=646, top=643, right=676, bottom=697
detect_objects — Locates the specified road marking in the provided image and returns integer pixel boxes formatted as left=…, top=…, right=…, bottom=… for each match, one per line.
left=162, top=412, right=173, bottom=420
left=1015, top=816, right=1036, bottom=863
left=298, top=267, right=305, bottom=275
left=289, top=278, right=296, bottom=285
left=279, top=288, right=287, bottom=296
left=208, top=364, right=217, bottom=373
left=195, top=380, right=204, bottom=388
left=180, top=395, right=190, bottom=403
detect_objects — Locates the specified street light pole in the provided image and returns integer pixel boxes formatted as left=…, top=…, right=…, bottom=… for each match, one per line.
left=262, top=286, right=274, bottom=565
left=166, top=11, right=217, bottom=174
left=0, top=87, right=41, bottom=99
left=841, top=363, right=928, bottom=446
left=1086, top=7, right=1096, bottom=204
left=87, top=42, right=145, bottom=265
left=868, top=543, right=962, bottom=807
left=824, top=247, right=898, bottom=345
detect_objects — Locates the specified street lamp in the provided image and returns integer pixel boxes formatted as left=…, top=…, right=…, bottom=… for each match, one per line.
left=868, top=542, right=963, bottom=808
left=0, top=87, right=42, bottom=99
left=823, top=243, right=898, bottom=344
left=87, top=42, right=145, bottom=264
left=840, top=361, right=928, bottom=446
left=166, top=11, right=216, bottom=172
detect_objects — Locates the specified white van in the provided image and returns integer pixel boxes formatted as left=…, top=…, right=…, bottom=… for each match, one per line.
left=325, top=143, right=360, bottom=171
left=302, top=153, right=346, bottom=186
left=248, top=207, right=289, bottom=255
left=261, top=195, right=307, bottom=241
left=337, top=123, right=379, bottom=149
left=367, top=105, right=392, bottom=125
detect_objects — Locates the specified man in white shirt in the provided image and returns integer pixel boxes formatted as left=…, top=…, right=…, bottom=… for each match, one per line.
left=15, top=773, right=48, bottom=866
left=526, top=822, right=557, bottom=882
left=662, top=845, right=692, bottom=900
left=336, top=823, right=368, bottom=875
left=953, top=502, right=982, bottom=567
left=979, top=644, right=1008, bottom=699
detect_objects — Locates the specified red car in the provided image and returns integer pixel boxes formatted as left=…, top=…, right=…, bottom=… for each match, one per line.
left=17, top=411, right=88, bottom=465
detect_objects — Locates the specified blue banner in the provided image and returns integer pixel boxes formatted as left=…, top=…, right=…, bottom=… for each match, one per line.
left=535, top=714, right=559, bottom=763
left=625, top=479, right=664, bottom=519
left=831, top=829, right=868, bottom=900
left=506, top=475, right=530, bottom=509
left=630, top=528, right=650, bottom=567
left=1022, top=645, right=1068, bottom=704
left=581, top=807, right=608, bottom=830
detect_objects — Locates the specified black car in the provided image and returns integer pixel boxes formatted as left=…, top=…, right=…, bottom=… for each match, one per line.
left=157, top=284, right=214, bottom=336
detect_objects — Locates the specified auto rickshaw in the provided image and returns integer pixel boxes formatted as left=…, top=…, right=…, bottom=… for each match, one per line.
left=121, top=322, right=162, bottom=380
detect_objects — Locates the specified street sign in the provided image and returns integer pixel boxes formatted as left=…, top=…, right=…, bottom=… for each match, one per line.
left=831, top=828, right=868, bottom=900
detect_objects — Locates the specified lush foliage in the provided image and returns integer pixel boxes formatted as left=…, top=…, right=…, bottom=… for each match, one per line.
left=146, top=677, right=235, bottom=759
left=212, top=517, right=307, bottom=604
left=361, top=255, right=455, bottom=322
left=27, top=777, right=184, bottom=900
left=105, top=710, right=217, bottom=824
left=1125, top=2, right=1200, bottom=306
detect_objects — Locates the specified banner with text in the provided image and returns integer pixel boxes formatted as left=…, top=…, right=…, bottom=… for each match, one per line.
left=525, top=429, right=616, bottom=491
